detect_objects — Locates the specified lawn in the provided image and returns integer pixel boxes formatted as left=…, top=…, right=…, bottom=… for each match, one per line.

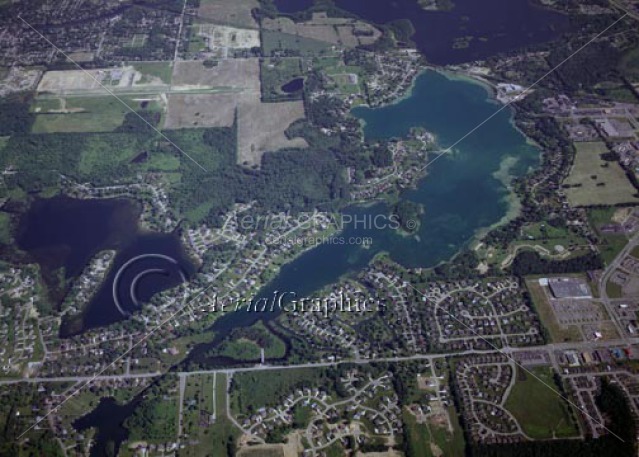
left=217, top=321, right=287, bottom=361
left=606, top=280, right=623, bottom=299
left=181, top=374, right=219, bottom=457
left=220, top=339, right=261, bottom=360
left=143, top=152, right=181, bottom=171
left=563, top=142, right=638, bottom=206
left=587, top=207, right=631, bottom=265
left=261, top=57, right=304, bottom=101
left=504, top=366, right=579, bottom=439
left=134, top=62, right=173, bottom=84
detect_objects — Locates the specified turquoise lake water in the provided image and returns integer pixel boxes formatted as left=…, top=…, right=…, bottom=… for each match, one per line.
left=205, top=69, right=540, bottom=333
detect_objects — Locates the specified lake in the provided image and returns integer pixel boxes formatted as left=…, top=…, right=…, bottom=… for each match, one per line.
left=16, top=196, right=195, bottom=336
left=194, top=69, right=539, bottom=360
left=274, top=0, right=573, bottom=65
left=74, top=396, right=140, bottom=457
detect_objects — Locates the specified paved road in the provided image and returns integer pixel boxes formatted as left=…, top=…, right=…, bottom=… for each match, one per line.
left=598, top=230, right=639, bottom=337
left=4, top=336, right=639, bottom=386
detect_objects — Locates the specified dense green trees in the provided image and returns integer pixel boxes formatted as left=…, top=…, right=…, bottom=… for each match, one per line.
left=510, top=250, right=604, bottom=276
left=0, top=98, right=34, bottom=135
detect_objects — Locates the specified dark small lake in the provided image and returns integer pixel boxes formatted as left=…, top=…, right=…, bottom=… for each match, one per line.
left=273, top=0, right=574, bottom=65
left=281, top=77, right=304, bottom=93
left=16, top=196, right=195, bottom=336
left=17, top=196, right=138, bottom=280
left=73, top=397, right=140, bottom=457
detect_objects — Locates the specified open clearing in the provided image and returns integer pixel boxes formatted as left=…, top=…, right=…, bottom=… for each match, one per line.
left=164, top=93, right=236, bottom=129
left=237, top=97, right=307, bottom=167
left=171, top=59, right=260, bottom=91
left=31, top=95, right=165, bottom=133
left=167, top=58, right=306, bottom=166
left=505, top=366, right=579, bottom=439
left=197, top=0, right=259, bottom=29
left=262, top=13, right=381, bottom=48
left=563, top=141, right=638, bottom=206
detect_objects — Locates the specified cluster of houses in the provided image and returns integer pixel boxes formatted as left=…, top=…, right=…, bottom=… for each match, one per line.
left=423, top=278, right=544, bottom=352
left=454, top=355, right=524, bottom=444
left=233, top=371, right=401, bottom=454
left=0, top=266, right=39, bottom=375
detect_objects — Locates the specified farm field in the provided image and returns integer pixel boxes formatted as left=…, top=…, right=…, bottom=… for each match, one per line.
left=504, top=366, right=579, bottom=439
left=262, top=13, right=381, bottom=48
left=171, top=59, right=260, bottom=91
left=563, top=142, right=638, bottom=206
left=197, top=0, right=259, bottom=29
left=237, top=97, right=307, bottom=167
left=262, top=30, right=334, bottom=56
left=164, top=93, right=237, bottom=129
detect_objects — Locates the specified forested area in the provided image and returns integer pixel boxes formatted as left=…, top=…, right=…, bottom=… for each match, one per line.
left=0, top=384, right=65, bottom=456
left=0, top=98, right=34, bottom=135
left=0, top=105, right=353, bottom=224
left=510, top=250, right=604, bottom=276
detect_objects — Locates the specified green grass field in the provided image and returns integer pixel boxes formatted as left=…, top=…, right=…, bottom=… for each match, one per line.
left=31, top=96, right=163, bottom=133
left=505, top=366, right=579, bottom=439
left=564, top=142, right=638, bottom=206
left=181, top=374, right=219, bottom=457
left=231, top=368, right=331, bottom=415
left=77, top=133, right=144, bottom=176
left=261, top=58, right=304, bottom=101
left=588, top=207, right=631, bottom=265
left=262, top=30, right=333, bottom=57
left=606, top=280, right=623, bottom=299
left=218, top=321, right=287, bottom=361
left=142, top=152, right=181, bottom=172
left=621, top=46, right=639, bottom=80
left=134, top=62, right=173, bottom=84
left=187, top=373, right=241, bottom=457
left=403, top=410, right=465, bottom=457
left=220, top=339, right=262, bottom=360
